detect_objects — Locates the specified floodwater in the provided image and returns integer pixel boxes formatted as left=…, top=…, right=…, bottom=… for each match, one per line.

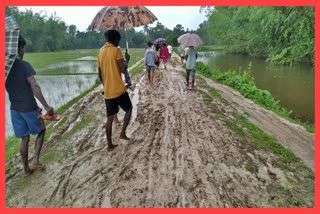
left=197, top=51, right=314, bottom=124
left=5, top=60, right=98, bottom=138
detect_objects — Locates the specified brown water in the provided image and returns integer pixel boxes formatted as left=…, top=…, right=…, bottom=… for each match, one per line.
left=197, top=51, right=314, bottom=124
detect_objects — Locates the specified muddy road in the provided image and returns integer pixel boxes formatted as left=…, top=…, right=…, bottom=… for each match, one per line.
left=6, top=54, right=314, bottom=207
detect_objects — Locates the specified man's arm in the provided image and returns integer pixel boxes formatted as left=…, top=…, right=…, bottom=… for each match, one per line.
left=27, top=75, right=54, bottom=115
left=98, top=67, right=103, bottom=83
left=117, top=59, right=128, bottom=74
left=117, top=52, right=130, bottom=74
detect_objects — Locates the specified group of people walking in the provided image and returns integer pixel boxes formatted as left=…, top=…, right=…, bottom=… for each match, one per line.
left=6, top=29, right=198, bottom=176
left=144, top=42, right=172, bottom=85
left=144, top=40, right=198, bottom=89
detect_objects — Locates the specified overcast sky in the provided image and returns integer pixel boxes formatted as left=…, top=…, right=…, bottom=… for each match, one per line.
left=19, top=6, right=208, bottom=32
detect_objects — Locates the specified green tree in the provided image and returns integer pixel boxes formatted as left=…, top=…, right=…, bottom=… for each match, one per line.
left=205, top=6, right=314, bottom=65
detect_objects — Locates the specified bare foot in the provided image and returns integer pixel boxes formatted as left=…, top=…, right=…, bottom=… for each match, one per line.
left=107, top=144, right=118, bottom=152
left=24, top=168, right=34, bottom=177
left=31, top=163, right=46, bottom=170
left=113, top=117, right=121, bottom=123
left=120, top=135, right=130, bottom=141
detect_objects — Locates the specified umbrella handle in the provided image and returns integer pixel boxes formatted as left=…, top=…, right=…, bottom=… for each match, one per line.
left=125, top=28, right=129, bottom=54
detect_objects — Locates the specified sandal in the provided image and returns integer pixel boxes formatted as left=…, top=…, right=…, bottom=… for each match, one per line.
left=42, top=114, right=62, bottom=121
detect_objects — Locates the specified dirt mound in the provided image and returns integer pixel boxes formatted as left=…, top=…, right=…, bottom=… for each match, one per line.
left=5, top=54, right=314, bottom=207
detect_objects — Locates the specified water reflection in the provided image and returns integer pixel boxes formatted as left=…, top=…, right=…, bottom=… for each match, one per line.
left=75, top=56, right=97, bottom=61
left=6, top=75, right=98, bottom=138
left=37, top=61, right=97, bottom=74
left=197, top=51, right=314, bottom=123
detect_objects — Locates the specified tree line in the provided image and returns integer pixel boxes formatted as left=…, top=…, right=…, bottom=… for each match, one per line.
left=202, top=6, right=314, bottom=65
left=7, top=6, right=312, bottom=65
left=5, top=7, right=212, bottom=52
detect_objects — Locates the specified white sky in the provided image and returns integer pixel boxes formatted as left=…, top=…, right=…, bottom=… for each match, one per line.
left=19, top=6, right=208, bottom=32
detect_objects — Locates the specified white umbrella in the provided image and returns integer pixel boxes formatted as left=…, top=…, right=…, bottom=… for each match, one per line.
left=177, top=33, right=203, bottom=47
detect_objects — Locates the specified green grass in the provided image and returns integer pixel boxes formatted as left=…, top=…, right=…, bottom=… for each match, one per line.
left=130, top=63, right=145, bottom=77
left=225, top=119, right=246, bottom=138
left=227, top=115, right=301, bottom=165
left=24, top=49, right=99, bottom=69
left=196, top=75, right=228, bottom=104
left=41, top=149, right=58, bottom=164
left=125, top=48, right=145, bottom=67
left=224, top=114, right=314, bottom=185
left=59, top=114, right=96, bottom=143
left=5, top=137, right=21, bottom=162
left=24, top=48, right=145, bottom=69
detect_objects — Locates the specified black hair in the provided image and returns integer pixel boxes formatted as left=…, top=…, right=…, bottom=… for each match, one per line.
left=104, top=30, right=121, bottom=42
left=18, top=35, right=26, bottom=49
left=156, top=44, right=160, bottom=51
left=147, top=41, right=153, bottom=47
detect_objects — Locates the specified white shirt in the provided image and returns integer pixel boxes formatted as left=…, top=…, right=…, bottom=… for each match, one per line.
left=168, top=45, right=173, bottom=54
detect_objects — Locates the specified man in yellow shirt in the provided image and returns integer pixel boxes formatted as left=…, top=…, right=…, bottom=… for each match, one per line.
left=97, top=30, right=132, bottom=151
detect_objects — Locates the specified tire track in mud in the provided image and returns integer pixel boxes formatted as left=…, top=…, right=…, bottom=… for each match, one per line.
left=6, top=55, right=314, bottom=208
left=97, top=61, right=293, bottom=207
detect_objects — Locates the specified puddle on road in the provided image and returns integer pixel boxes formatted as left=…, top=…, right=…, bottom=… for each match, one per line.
left=131, top=85, right=140, bottom=123
left=127, top=75, right=144, bottom=137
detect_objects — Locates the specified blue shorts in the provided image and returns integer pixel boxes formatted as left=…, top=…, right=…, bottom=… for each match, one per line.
left=146, top=65, right=155, bottom=72
left=10, top=108, right=45, bottom=138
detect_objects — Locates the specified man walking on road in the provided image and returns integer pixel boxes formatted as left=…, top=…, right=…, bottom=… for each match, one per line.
left=145, top=41, right=157, bottom=86
left=97, top=30, right=132, bottom=152
left=185, top=46, right=198, bottom=89
left=6, top=35, right=55, bottom=176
